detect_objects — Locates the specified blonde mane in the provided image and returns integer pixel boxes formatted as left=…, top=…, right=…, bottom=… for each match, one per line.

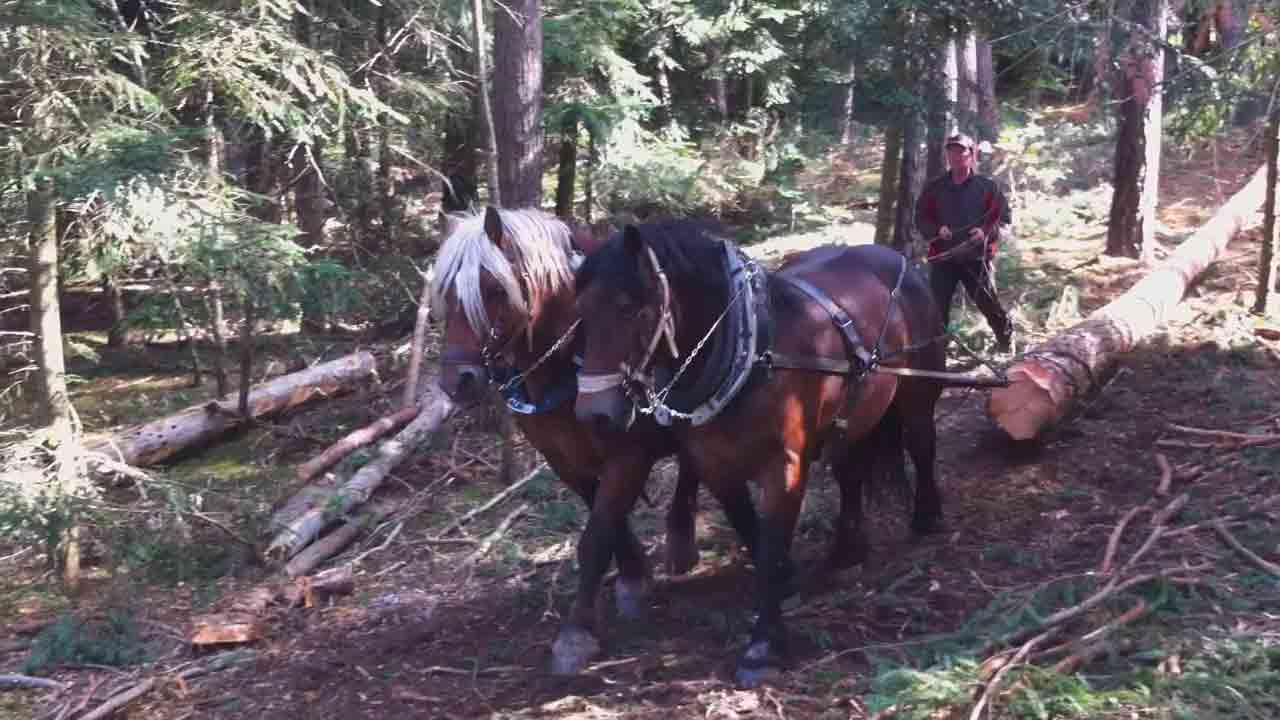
left=430, top=208, right=575, bottom=337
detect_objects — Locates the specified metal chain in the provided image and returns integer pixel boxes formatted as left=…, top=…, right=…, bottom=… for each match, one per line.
left=496, top=319, right=581, bottom=393
left=635, top=264, right=757, bottom=420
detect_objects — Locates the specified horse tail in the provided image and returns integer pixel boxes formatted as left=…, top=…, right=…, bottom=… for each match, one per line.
left=864, top=404, right=910, bottom=503
left=825, top=404, right=911, bottom=508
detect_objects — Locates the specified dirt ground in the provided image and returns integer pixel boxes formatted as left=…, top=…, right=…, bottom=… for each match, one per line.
left=3, top=122, right=1279, bottom=720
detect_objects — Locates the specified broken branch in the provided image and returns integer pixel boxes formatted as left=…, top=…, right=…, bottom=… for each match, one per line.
left=1213, top=521, right=1280, bottom=579
left=431, top=462, right=547, bottom=540
left=0, top=673, right=67, bottom=691
left=1100, top=505, right=1149, bottom=575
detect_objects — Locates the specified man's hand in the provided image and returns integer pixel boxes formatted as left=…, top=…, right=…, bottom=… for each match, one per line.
left=938, top=226, right=952, bottom=241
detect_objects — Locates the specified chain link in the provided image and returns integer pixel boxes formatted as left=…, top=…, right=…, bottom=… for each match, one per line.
left=634, top=264, right=757, bottom=421
left=496, top=319, right=581, bottom=393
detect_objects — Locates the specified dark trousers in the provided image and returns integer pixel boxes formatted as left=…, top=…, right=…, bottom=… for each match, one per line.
left=929, top=258, right=1012, bottom=340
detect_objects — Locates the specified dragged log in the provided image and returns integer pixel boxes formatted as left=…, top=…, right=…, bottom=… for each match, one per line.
left=988, top=164, right=1270, bottom=439
left=86, top=352, right=378, bottom=467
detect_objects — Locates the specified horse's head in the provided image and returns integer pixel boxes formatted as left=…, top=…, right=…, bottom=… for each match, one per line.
left=573, top=225, right=679, bottom=432
left=432, top=206, right=575, bottom=405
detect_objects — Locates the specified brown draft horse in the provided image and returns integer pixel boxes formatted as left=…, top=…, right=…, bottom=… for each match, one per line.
left=432, top=208, right=762, bottom=674
left=573, top=222, right=947, bottom=687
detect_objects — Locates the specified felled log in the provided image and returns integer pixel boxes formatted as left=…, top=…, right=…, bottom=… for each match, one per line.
left=294, top=406, right=420, bottom=483
left=297, top=565, right=356, bottom=608
left=86, top=352, right=377, bottom=467
left=265, top=385, right=456, bottom=561
left=283, top=507, right=388, bottom=578
left=988, top=163, right=1270, bottom=440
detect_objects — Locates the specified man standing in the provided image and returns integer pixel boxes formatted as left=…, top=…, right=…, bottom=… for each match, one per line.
left=915, top=132, right=1014, bottom=351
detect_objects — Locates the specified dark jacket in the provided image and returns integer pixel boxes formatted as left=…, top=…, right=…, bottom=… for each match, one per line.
left=915, top=173, right=1010, bottom=260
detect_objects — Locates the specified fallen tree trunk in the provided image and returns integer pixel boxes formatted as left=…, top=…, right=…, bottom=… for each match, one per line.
left=988, top=164, right=1270, bottom=439
left=86, top=352, right=378, bottom=467
left=265, top=383, right=455, bottom=561
left=294, top=405, right=420, bottom=483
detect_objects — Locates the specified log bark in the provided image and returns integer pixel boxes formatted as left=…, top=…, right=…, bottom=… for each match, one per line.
left=85, top=352, right=377, bottom=467
left=284, top=508, right=386, bottom=578
left=988, top=163, right=1270, bottom=439
left=266, top=387, right=456, bottom=561
left=295, top=406, right=419, bottom=483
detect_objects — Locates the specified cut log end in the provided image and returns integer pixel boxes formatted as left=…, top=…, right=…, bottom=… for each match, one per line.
left=987, top=377, right=1059, bottom=440
left=190, top=613, right=264, bottom=646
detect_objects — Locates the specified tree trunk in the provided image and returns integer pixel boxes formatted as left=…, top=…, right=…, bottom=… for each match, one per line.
left=203, top=286, right=230, bottom=396
left=837, top=58, right=857, bottom=145
left=104, top=275, right=128, bottom=347
left=894, top=101, right=922, bottom=253
left=655, top=50, right=676, bottom=135
left=28, top=176, right=70, bottom=434
left=925, top=41, right=951, bottom=181
left=874, top=124, right=903, bottom=246
left=28, top=175, right=80, bottom=588
left=1105, top=0, right=1166, bottom=261
left=705, top=44, right=728, bottom=124
left=85, top=352, right=378, bottom=467
left=555, top=114, right=578, bottom=218
left=976, top=35, right=999, bottom=142
left=584, top=129, right=597, bottom=222
left=988, top=163, right=1270, bottom=440
left=1253, top=110, right=1279, bottom=314
left=163, top=272, right=203, bottom=387
left=238, top=298, right=254, bottom=418
left=473, top=0, right=502, bottom=206
left=492, top=0, right=543, bottom=207
left=955, top=32, right=978, bottom=135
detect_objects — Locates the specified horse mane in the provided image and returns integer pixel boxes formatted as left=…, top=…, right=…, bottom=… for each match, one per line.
left=431, top=208, right=575, bottom=336
left=576, top=219, right=731, bottom=301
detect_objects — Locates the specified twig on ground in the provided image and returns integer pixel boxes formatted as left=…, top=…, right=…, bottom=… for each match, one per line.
left=77, top=650, right=256, bottom=720
left=1100, top=505, right=1149, bottom=575
left=1046, top=599, right=1151, bottom=675
left=1213, top=521, right=1280, bottom=578
left=1155, top=453, right=1173, bottom=496
left=1166, top=423, right=1280, bottom=442
left=0, top=674, right=67, bottom=691
left=351, top=521, right=404, bottom=567
left=431, top=462, right=546, bottom=540
left=465, top=502, right=531, bottom=566
left=969, top=629, right=1059, bottom=720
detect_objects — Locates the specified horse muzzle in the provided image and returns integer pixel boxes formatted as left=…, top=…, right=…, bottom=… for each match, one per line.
left=439, top=356, right=489, bottom=404
left=574, top=381, right=634, bottom=433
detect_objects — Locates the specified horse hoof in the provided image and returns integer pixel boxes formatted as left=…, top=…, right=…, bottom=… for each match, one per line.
left=665, top=537, right=698, bottom=576
left=550, top=626, right=601, bottom=675
left=735, top=641, right=783, bottom=689
left=614, top=576, right=648, bottom=620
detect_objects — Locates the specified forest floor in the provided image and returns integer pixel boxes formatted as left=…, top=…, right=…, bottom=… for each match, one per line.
left=3, top=109, right=1280, bottom=720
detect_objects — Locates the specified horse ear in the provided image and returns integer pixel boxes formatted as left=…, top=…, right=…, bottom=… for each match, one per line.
left=483, top=206, right=505, bottom=249
left=622, top=225, right=645, bottom=258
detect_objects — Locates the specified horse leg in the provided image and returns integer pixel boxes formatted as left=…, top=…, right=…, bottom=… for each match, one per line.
left=665, top=458, right=700, bottom=576
left=826, top=439, right=869, bottom=569
left=899, top=392, right=943, bottom=534
left=567, top=476, right=650, bottom=620
left=552, top=459, right=651, bottom=675
left=736, top=451, right=807, bottom=689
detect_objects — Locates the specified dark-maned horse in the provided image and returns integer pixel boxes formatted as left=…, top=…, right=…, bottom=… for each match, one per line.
left=573, top=222, right=947, bottom=686
left=432, top=208, right=761, bottom=674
